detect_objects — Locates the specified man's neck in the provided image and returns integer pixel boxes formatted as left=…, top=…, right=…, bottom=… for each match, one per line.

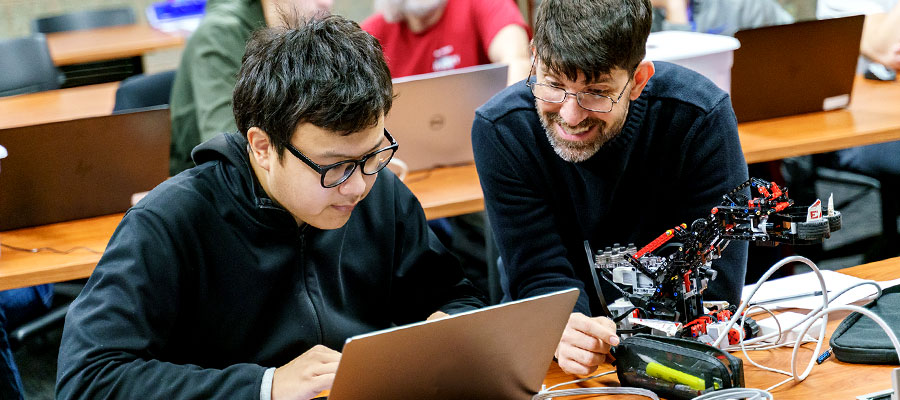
left=405, top=5, right=445, bottom=34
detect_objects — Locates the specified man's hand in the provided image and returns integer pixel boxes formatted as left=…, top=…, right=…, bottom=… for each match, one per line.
left=272, top=345, right=341, bottom=400
left=555, top=312, right=620, bottom=376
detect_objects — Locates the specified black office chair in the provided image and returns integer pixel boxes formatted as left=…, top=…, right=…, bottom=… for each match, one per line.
left=0, top=34, right=63, bottom=97
left=32, top=7, right=141, bottom=88
left=31, top=8, right=136, bottom=34
left=113, top=70, right=177, bottom=112
left=783, top=153, right=900, bottom=263
left=8, top=282, right=84, bottom=351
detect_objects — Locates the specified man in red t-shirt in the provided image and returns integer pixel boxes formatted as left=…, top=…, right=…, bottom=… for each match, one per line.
left=361, top=0, right=531, bottom=85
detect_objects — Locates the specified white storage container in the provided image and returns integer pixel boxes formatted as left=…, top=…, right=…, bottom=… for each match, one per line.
left=645, top=31, right=741, bottom=94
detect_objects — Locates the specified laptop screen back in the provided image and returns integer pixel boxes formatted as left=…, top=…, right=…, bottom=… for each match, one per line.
left=386, top=63, right=508, bottom=172
left=731, top=15, right=865, bottom=122
left=0, top=107, right=170, bottom=230
left=327, top=288, right=579, bottom=400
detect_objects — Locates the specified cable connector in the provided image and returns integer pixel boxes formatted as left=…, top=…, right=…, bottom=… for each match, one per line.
left=815, top=347, right=832, bottom=365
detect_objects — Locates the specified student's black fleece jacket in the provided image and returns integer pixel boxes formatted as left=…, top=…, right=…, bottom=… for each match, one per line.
left=56, top=132, right=485, bottom=399
left=473, top=62, right=749, bottom=316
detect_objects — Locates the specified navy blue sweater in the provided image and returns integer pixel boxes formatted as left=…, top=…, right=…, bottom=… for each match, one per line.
left=473, top=62, right=749, bottom=315
left=56, top=132, right=484, bottom=399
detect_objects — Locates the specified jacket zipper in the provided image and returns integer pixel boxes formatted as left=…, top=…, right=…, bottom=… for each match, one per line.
left=298, top=229, right=324, bottom=344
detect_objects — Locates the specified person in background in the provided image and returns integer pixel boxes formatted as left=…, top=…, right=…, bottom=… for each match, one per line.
left=818, top=0, right=900, bottom=177
left=819, top=0, right=900, bottom=73
left=0, top=286, right=53, bottom=399
left=361, top=0, right=531, bottom=301
left=57, top=15, right=483, bottom=399
left=169, top=0, right=332, bottom=175
left=361, top=0, right=531, bottom=86
left=473, top=0, right=749, bottom=375
left=651, top=0, right=793, bottom=36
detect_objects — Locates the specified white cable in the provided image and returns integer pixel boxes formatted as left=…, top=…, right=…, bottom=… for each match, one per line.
left=532, top=386, right=659, bottom=399
left=729, top=280, right=882, bottom=351
left=704, top=256, right=890, bottom=396
left=533, top=370, right=658, bottom=399
left=790, top=304, right=900, bottom=383
left=542, top=370, right=615, bottom=392
left=713, top=256, right=829, bottom=349
left=691, top=387, right=773, bottom=399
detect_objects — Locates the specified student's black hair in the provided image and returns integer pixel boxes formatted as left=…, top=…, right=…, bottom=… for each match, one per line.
left=233, top=14, right=393, bottom=158
left=532, top=0, right=652, bottom=82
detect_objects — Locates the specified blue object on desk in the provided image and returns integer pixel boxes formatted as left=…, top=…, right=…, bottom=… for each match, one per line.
left=146, top=0, right=206, bottom=33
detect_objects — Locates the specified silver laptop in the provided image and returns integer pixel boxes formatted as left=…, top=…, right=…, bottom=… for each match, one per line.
left=730, top=15, right=865, bottom=122
left=327, top=288, right=579, bottom=400
left=386, top=63, right=508, bottom=172
left=0, top=107, right=170, bottom=231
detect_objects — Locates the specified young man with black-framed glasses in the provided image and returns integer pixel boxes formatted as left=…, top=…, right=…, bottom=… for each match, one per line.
left=57, top=15, right=484, bottom=400
left=472, top=0, right=749, bottom=376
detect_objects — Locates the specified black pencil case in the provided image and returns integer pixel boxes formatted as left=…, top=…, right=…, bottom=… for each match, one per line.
left=830, top=284, right=900, bottom=364
left=612, top=334, right=744, bottom=400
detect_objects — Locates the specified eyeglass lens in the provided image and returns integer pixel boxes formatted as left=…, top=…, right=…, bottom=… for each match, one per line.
left=531, top=84, right=613, bottom=112
left=322, top=147, right=396, bottom=187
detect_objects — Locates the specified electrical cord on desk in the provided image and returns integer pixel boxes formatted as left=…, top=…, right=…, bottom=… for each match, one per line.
left=708, top=255, right=893, bottom=395
left=690, top=388, right=773, bottom=399
left=532, top=370, right=659, bottom=399
left=0, top=243, right=102, bottom=254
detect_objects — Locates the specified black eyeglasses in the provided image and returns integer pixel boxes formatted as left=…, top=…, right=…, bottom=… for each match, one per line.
left=285, top=129, right=398, bottom=188
left=525, top=59, right=631, bottom=113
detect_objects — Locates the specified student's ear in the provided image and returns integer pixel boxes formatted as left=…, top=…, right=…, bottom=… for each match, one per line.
left=628, top=61, right=655, bottom=101
left=247, top=127, right=274, bottom=171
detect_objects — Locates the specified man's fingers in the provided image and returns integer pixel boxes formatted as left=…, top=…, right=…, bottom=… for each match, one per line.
left=560, top=326, right=604, bottom=352
left=567, top=313, right=619, bottom=346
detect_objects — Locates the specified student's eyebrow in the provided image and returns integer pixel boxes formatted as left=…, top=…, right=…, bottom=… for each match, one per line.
left=542, top=69, right=614, bottom=86
left=320, top=139, right=384, bottom=159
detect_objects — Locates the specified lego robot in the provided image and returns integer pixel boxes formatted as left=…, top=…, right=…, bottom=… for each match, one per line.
left=590, top=178, right=842, bottom=346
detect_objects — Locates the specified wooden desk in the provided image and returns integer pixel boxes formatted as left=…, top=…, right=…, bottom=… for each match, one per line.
left=404, top=164, right=483, bottom=220
left=46, top=25, right=185, bottom=67
left=0, top=163, right=483, bottom=291
left=543, top=257, right=900, bottom=399
left=740, top=77, right=900, bottom=164
left=0, top=82, right=118, bottom=130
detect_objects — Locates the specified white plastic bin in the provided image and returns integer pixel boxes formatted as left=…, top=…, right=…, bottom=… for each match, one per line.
left=645, top=31, right=741, bottom=94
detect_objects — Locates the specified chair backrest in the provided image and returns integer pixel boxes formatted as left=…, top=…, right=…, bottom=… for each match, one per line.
left=0, top=35, right=62, bottom=97
left=113, top=70, right=177, bottom=112
left=32, top=7, right=136, bottom=34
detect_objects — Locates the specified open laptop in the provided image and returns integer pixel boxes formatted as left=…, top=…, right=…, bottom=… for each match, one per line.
left=386, top=63, right=508, bottom=172
left=730, top=15, right=865, bottom=123
left=0, top=107, right=170, bottom=231
left=327, top=288, right=579, bottom=400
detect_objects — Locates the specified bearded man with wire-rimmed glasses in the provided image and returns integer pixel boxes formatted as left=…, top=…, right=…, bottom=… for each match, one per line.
left=472, top=0, right=749, bottom=376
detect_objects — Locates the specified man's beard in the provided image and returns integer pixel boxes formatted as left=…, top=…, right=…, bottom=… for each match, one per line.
left=536, top=100, right=629, bottom=163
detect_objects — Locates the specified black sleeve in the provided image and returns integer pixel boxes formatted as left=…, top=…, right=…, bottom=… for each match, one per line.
left=472, top=113, right=592, bottom=313
left=674, top=95, right=750, bottom=306
left=56, top=209, right=266, bottom=399
left=388, top=175, right=486, bottom=323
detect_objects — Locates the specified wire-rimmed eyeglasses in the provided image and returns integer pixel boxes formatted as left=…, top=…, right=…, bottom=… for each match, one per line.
left=525, top=60, right=631, bottom=113
left=285, top=129, right=398, bottom=188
